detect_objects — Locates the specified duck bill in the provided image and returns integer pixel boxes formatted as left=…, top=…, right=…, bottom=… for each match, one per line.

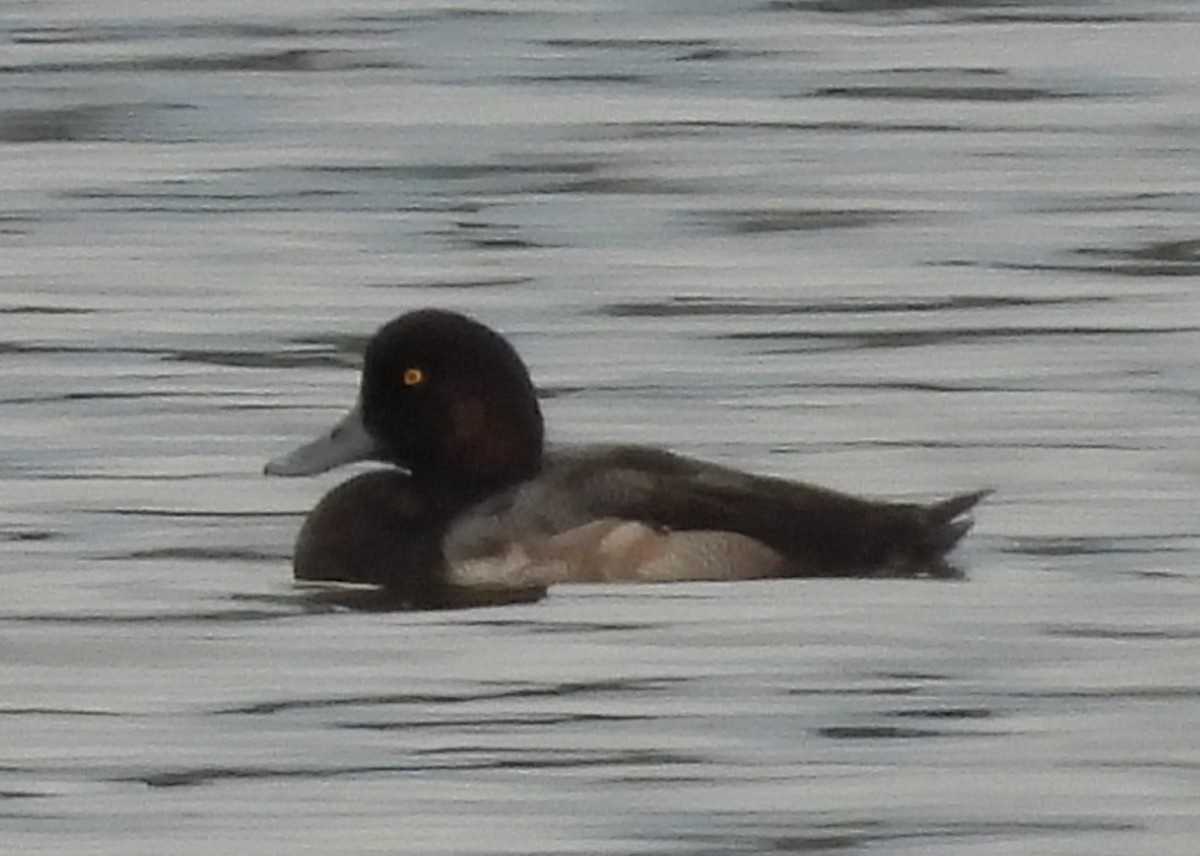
left=264, top=402, right=381, bottom=476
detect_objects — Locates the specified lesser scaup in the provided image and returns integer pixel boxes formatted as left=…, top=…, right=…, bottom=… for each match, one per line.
left=267, top=309, right=987, bottom=604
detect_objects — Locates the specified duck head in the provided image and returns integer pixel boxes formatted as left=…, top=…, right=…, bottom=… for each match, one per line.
left=266, top=309, right=545, bottom=498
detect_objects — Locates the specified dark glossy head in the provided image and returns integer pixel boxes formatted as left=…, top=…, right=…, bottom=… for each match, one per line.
left=266, top=309, right=545, bottom=499
left=360, top=309, right=544, bottom=492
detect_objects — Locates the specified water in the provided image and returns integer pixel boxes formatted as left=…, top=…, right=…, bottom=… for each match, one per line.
left=3, top=1, right=1200, bottom=852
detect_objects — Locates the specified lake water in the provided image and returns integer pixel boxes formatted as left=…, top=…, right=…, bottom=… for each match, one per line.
left=3, top=1, right=1200, bottom=853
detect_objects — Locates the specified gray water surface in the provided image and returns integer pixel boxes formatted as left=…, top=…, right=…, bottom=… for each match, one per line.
left=3, top=1, right=1200, bottom=853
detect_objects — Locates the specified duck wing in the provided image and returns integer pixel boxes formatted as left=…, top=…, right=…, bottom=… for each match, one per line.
left=536, top=445, right=987, bottom=579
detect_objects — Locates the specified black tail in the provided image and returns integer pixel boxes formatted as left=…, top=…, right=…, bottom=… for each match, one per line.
left=922, top=489, right=992, bottom=555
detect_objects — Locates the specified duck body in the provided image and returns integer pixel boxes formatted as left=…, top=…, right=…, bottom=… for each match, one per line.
left=267, top=309, right=987, bottom=604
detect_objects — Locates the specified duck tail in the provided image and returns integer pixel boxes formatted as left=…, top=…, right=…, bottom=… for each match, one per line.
left=922, top=489, right=992, bottom=555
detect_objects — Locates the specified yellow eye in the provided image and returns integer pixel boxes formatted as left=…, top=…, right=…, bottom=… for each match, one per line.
left=402, top=367, right=425, bottom=387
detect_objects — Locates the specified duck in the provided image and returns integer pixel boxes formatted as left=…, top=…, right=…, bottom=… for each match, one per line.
left=266, top=308, right=988, bottom=607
